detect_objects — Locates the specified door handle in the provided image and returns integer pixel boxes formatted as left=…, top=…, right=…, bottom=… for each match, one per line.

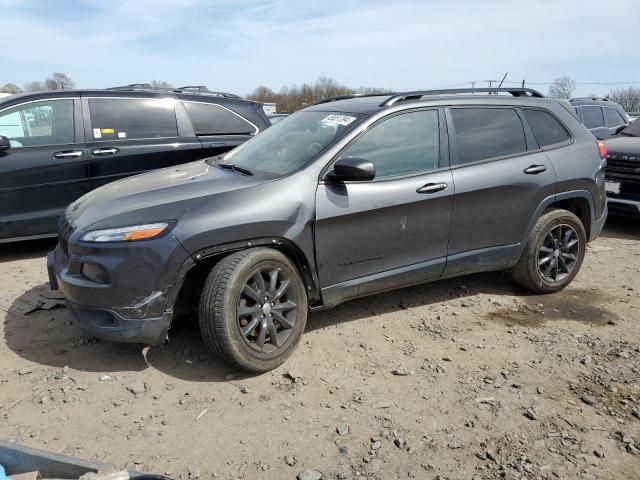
left=53, top=151, right=83, bottom=159
left=92, top=147, right=119, bottom=156
left=523, top=165, right=547, bottom=175
left=416, top=182, right=448, bottom=194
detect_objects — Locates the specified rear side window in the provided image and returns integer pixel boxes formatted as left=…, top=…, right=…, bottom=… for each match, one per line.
left=604, top=107, right=626, bottom=127
left=450, top=108, right=527, bottom=164
left=88, top=98, right=178, bottom=140
left=523, top=109, right=570, bottom=147
left=184, top=102, right=256, bottom=135
left=581, top=106, right=605, bottom=129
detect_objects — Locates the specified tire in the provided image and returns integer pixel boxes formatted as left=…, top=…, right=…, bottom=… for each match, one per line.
left=511, top=209, right=586, bottom=294
left=199, top=248, right=308, bottom=373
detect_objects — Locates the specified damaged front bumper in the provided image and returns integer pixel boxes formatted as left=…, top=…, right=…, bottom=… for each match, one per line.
left=48, top=233, right=192, bottom=346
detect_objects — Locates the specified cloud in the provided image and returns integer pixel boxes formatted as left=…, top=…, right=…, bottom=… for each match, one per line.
left=1, top=0, right=638, bottom=96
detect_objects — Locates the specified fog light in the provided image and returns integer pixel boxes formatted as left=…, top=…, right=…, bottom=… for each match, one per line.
left=81, top=263, right=108, bottom=284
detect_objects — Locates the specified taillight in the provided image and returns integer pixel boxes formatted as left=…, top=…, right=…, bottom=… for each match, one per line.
left=596, top=141, right=607, bottom=159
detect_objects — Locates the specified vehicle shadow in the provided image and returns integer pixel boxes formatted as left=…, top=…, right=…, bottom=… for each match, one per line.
left=2, top=271, right=526, bottom=382
left=0, top=238, right=57, bottom=263
left=600, top=215, right=640, bottom=241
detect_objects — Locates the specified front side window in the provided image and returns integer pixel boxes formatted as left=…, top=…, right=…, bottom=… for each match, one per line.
left=0, top=99, right=74, bottom=148
left=450, top=108, right=527, bottom=164
left=523, top=109, right=570, bottom=147
left=581, top=106, right=605, bottom=128
left=184, top=102, right=256, bottom=135
left=219, top=111, right=363, bottom=177
left=604, top=107, right=626, bottom=128
left=340, top=109, right=439, bottom=178
left=88, top=98, right=178, bottom=141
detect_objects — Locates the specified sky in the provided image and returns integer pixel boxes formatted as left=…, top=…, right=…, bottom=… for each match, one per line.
left=1, top=0, right=639, bottom=97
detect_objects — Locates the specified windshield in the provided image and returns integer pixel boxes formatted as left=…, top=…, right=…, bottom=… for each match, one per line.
left=620, top=119, right=640, bottom=137
left=218, top=111, right=363, bottom=176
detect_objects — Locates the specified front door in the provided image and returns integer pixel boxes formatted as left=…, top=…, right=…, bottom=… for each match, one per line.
left=314, top=108, right=454, bottom=306
left=0, top=98, right=87, bottom=240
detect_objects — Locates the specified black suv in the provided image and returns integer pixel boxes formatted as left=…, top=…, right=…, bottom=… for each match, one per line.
left=0, top=85, right=270, bottom=242
left=570, top=97, right=629, bottom=140
left=49, top=88, right=608, bottom=373
left=604, top=118, right=640, bottom=216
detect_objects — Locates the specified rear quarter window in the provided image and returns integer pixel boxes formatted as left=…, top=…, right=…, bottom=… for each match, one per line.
left=522, top=109, right=571, bottom=147
left=184, top=102, right=256, bottom=135
left=604, top=107, right=626, bottom=128
left=449, top=107, right=527, bottom=164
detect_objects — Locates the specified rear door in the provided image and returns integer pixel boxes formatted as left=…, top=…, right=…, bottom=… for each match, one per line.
left=0, top=97, right=87, bottom=240
left=83, top=96, right=204, bottom=190
left=444, top=106, right=557, bottom=275
left=182, top=101, right=259, bottom=157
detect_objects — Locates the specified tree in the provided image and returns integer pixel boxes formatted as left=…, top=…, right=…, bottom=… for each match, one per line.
left=151, top=80, right=173, bottom=88
left=548, top=76, right=577, bottom=99
left=248, top=86, right=277, bottom=103
left=0, top=83, right=21, bottom=94
left=23, top=81, right=45, bottom=92
left=247, top=77, right=390, bottom=113
left=608, top=86, right=640, bottom=113
left=45, top=72, right=75, bottom=90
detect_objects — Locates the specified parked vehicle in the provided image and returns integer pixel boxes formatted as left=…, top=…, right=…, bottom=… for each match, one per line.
left=570, top=97, right=629, bottom=139
left=0, top=85, right=270, bottom=242
left=48, top=87, right=608, bottom=373
left=604, top=119, right=640, bottom=217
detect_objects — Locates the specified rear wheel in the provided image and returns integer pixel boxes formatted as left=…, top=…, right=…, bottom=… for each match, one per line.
left=199, top=248, right=307, bottom=373
left=511, top=209, right=586, bottom=293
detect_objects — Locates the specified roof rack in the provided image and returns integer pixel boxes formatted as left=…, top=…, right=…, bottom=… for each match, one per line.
left=570, top=97, right=610, bottom=102
left=313, top=93, right=392, bottom=106
left=106, top=84, right=241, bottom=99
left=381, top=88, right=545, bottom=106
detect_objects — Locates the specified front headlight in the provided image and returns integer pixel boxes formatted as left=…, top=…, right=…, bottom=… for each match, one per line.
left=80, top=222, right=170, bottom=243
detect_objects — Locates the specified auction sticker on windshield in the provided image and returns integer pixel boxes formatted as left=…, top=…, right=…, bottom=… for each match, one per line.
left=322, top=114, right=357, bottom=126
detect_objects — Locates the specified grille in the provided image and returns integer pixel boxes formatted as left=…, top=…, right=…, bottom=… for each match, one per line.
left=606, top=157, right=640, bottom=176
left=58, top=215, right=75, bottom=255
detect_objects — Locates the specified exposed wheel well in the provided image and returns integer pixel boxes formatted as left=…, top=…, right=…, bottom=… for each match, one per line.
left=172, top=243, right=318, bottom=323
left=546, top=197, right=591, bottom=239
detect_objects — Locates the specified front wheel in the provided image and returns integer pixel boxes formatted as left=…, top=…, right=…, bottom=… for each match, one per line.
left=511, top=209, right=586, bottom=293
left=199, top=248, right=308, bottom=373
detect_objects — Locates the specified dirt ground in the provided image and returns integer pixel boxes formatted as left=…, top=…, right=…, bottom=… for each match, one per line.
left=1, top=217, right=639, bottom=480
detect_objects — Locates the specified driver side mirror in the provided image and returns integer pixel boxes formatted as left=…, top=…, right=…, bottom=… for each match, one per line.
left=327, top=156, right=375, bottom=182
left=614, top=125, right=626, bottom=135
left=0, top=135, right=10, bottom=154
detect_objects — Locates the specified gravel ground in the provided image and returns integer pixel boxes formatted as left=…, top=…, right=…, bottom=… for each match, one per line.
left=0, top=217, right=639, bottom=480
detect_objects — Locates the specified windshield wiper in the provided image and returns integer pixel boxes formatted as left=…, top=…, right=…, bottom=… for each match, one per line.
left=216, top=162, right=254, bottom=176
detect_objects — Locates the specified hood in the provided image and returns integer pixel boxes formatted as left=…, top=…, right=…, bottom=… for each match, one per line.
left=605, top=136, right=640, bottom=157
left=66, top=160, right=264, bottom=231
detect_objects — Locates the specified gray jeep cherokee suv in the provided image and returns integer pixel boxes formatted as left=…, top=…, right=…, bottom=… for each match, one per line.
left=49, top=88, right=608, bottom=373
